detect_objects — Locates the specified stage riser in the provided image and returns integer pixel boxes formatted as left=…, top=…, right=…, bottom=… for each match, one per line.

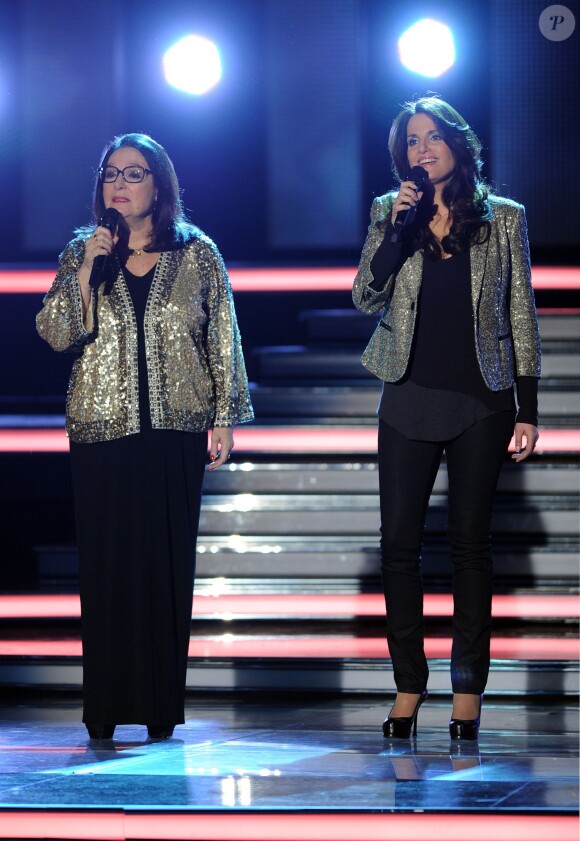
left=2, top=387, right=577, bottom=424
left=28, top=454, right=580, bottom=589
left=253, top=348, right=580, bottom=381
left=197, top=506, right=578, bottom=537
left=35, top=545, right=579, bottom=589
left=198, top=550, right=577, bottom=582
left=203, top=462, right=580, bottom=495
left=249, top=390, right=580, bottom=422
left=0, top=660, right=577, bottom=695
left=301, top=311, right=580, bottom=343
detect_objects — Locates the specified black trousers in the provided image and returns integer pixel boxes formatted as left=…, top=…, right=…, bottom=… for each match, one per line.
left=377, top=412, right=515, bottom=695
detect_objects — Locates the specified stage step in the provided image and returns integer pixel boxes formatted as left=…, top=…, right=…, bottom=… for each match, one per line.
left=32, top=455, right=579, bottom=589
left=0, top=641, right=577, bottom=695
left=253, top=346, right=580, bottom=382
left=299, top=309, right=580, bottom=344
left=33, top=540, right=580, bottom=589
left=196, top=494, right=577, bottom=537
left=249, top=386, right=580, bottom=425
left=203, top=458, right=580, bottom=495
left=1, top=591, right=578, bottom=694
left=254, top=308, right=580, bottom=383
left=2, top=386, right=580, bottom=426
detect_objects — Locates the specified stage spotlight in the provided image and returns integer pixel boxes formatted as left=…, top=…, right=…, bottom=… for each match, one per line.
left=163, top=35, right=222, bottom=95
left=398, top=19, right=455, bottom=77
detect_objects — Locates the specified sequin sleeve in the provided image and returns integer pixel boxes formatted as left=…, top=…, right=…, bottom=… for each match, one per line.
left=352, top=194, right=397, bottom=314
left=36, top=237, right=95, bottom=353
left=505, top=205, right=541, bottom=378
left=200, top=238, right=254, bottom=428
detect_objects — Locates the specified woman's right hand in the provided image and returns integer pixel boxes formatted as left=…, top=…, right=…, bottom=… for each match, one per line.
left=390, top=180, right=424, bottom=225
left=81, top=226, right=118, bottom=272
left=77, top=227, right=118, bottom=320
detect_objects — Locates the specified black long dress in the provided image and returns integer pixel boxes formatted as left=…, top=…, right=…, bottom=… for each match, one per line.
left=70, top=264, right=207, bottom=726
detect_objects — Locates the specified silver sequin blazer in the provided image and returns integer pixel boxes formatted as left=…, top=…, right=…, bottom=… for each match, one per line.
left=352, top=194, right=541, bottom=389
left=36, top=233, right=254, bottom=443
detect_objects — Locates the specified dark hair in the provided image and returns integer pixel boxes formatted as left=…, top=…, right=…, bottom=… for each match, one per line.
left=89, top=133, right=198, bottom=250
left=388, top=96, right=492, bottom=258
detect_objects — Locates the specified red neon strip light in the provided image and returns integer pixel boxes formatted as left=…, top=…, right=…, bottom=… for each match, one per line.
left=0, top=636, right=577, bottom=660
left=210, top=636, right=580, bottom=660
left=0, top=813, right=576, bottom=841
left=196, top=593, right=578, bottom=618
left=1, top=265, right=579, bottom=294
left=530, top=266, right=580, bottom=288
left=1, top=427, right=579, bottom=454
left=0, top=593, right=577, bottom=620
left=536, top=307, right=580, bottom=314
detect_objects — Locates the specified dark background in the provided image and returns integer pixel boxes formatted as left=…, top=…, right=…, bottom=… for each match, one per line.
left=0, top=0, right=578, bottom=590
left=0, top=0, right=578, bottom=266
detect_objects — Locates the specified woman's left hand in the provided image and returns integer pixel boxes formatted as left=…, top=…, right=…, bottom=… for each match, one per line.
left=511, top=422, right=539, bottom=462
left=208, top=426, right=234, bottom=470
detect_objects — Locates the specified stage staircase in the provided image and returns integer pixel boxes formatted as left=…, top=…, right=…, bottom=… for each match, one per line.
left=0, top=302, right=578, bottom=697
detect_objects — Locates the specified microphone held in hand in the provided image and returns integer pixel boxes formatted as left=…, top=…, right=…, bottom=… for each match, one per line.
left=88, top=207, right=121, bottom=291
left=394, top=165, right=429, bottom=231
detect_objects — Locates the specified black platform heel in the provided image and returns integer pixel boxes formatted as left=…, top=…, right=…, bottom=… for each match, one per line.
left=449, top=695, right=482, bottom=741
left=383, top=691, right=428, bottom=739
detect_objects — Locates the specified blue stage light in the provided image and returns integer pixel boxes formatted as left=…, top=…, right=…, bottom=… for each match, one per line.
left=398, top=19, right=455, bottom=77
left=163, top=35, right=222, bottom=95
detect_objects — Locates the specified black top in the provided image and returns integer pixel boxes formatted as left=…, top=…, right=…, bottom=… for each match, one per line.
left=369, top=223, right=538, bottom=440
left=410, top=249, right=508, bottom=400
left=122, top=263, right=157, bottom=431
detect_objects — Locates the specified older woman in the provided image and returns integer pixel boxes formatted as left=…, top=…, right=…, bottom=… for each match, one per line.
left=37, top=133, right=253, bottom=742
left=353, top=97, right=540, bottom=740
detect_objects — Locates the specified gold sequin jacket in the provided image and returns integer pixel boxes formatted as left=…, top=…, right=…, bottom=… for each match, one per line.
left=352, top=194, right=541, bottom=389
left=36, top=233, right=254, bottom=443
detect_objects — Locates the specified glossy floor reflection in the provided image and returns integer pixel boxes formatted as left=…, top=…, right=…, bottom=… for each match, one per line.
left=0, top=695, right=577, bottom=813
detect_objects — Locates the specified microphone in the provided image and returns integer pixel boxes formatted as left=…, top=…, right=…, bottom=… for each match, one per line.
left=393, top=165, right=429, bottom=231
left=88, top=207, right=121, bottom=291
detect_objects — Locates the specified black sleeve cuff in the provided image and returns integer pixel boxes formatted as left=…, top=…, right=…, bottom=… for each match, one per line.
left=515, top=376, right=539, bottom=426
left=369, top=222, right=403, bottom=291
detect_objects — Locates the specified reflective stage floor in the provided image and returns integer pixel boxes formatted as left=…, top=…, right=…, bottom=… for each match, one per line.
left=0, top=694, right=577, bottom=840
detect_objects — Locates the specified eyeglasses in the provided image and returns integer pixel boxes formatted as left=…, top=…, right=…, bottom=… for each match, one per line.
left=98, top=165, right=152, bottom=183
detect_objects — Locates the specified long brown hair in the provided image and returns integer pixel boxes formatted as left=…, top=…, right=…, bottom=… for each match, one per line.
left=388, top=97, right=492, bottom=258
